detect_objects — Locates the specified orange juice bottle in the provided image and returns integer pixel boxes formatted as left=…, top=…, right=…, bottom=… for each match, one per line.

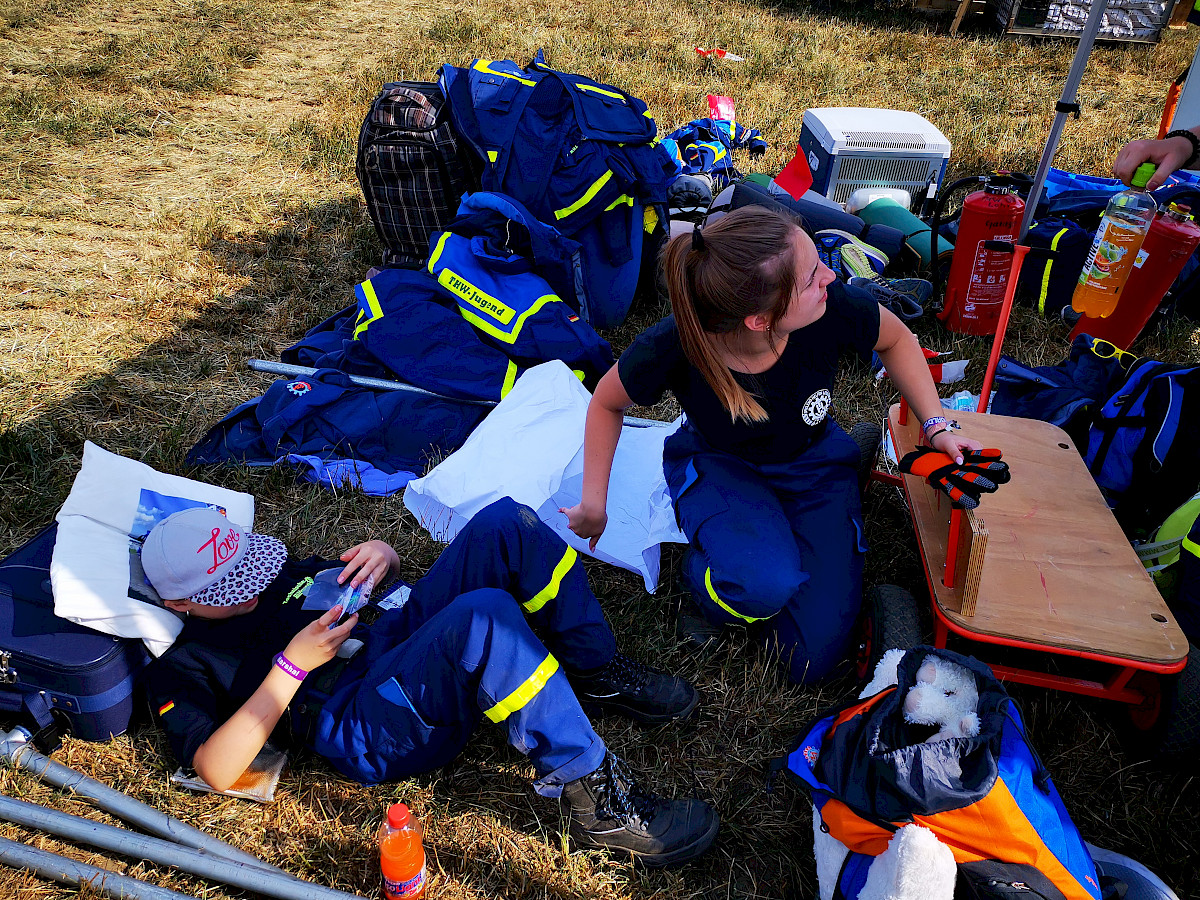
left=1072, top=162, right=1158, bottom=318
left=379, top=803, right=425, bottom=900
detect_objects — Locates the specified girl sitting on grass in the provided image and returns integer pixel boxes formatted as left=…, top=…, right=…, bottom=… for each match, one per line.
left=564, top=206, right=979, bottom=684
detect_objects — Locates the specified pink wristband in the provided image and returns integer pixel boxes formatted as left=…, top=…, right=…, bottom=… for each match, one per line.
left=273, top=653, right=307, bottom=681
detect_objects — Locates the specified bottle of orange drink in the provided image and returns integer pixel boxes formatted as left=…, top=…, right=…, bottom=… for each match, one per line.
left=379, top=803, right=425, bottom=900
left=1072, top=162, right=1158, bottom=318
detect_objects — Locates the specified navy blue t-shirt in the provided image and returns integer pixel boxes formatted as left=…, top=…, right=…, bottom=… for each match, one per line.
left=618, top=281, right=880, bottom=463
left=145, top=556, right=340, bottom=769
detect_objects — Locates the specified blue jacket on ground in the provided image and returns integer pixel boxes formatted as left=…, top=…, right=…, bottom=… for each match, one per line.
left=185, top=368, right=486, bottom=494
left=663, top=117, right=767, bottom=189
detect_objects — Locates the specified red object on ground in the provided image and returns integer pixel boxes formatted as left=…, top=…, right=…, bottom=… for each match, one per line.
left=1070, top=203, right=1200, bottom=350
left=940, top=185, right=1025, bottom=336
left=774, top=143, right=814, bottom=200
left=380, top=803, right=426, bottom=899
left=707, top=94, right=735, bottom=122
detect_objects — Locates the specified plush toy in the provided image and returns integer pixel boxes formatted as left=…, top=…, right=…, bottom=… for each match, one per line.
left=813, top=650, right=982, bottom=900
left=812, top=808, right=957, bottom=900
left=902, top=654, right=981, bottom=743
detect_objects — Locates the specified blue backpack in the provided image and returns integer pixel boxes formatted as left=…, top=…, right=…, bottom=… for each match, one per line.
left=438, top=52, right=675, bottom=330
left=783, top=648, right=1114, bottom=900
left=1085, top=354, right=1200, bottom=536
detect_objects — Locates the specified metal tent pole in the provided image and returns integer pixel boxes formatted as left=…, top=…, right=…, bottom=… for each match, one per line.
left=248, top=359, right=674, bottom=428
left=0, top=728, right=287, bottom=876
left=1019, top=0, right=1113, bottom=241
left=0, top=795, right=363, bottom=900
left=0, top=834, right=197, bottom=900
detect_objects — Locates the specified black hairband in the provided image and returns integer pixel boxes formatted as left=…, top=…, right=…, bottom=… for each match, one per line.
left=691, top=223, right=705, bottom=252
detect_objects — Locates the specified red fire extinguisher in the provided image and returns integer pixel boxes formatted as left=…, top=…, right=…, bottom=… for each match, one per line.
left=1071, top=202, right=1200, bottom=350
left=939, top=181, right=1026, bottom=336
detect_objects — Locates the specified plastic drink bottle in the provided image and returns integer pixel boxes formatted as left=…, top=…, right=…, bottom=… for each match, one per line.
left=1070, top=202, right=1200, bottom=349
left=1071, top=162, right=1158, bottom=318
left=379, top=803, right=425, bottom=900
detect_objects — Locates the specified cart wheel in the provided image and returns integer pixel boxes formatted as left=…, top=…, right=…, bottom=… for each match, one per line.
left=1125, top=642, right=1200, bottom=763
left=854, top=584, right=924, bottom=683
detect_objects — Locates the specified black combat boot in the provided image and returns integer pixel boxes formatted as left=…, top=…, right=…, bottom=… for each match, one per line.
left=561, top=752, right=719, bottom=867
left=569, top=652, right=698, bottom=724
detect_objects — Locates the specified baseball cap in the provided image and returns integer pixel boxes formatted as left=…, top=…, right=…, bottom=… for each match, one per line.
left=141, top=507, right=287, bottom=607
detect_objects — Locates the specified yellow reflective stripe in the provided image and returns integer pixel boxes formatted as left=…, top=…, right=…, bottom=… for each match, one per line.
left=524, top=547, right=578, bottom=613
left=554, top=170, right=613, bottom=220
left=572, top=369, right=585, bottom=382
left=711, top=145, right=727, bottom=162
left=643, top=206, right=659, bottom=234
left=1184, top=535, right=1200, bottom=559
left=353, top=280, right=385, bottom=340
left=509, top=294, right=560, bottom=339
left=1038, top=227, right=1070, bottom=316
left=483, top=653, right=560, bottom=722
left=605, top=194, right=634, bottom=211
left=487, top=150, right=499, bottom=163
left=473, top=59, right=536, bottom=86
left=427, top=231, right=451, bottom=274
left=705, top=567, right=770, bottom=623
left=501, top=360, right=519, bottom=398
left=644, top=110, right=654, bottom=119
left=576, top=83, right=626, bottom=101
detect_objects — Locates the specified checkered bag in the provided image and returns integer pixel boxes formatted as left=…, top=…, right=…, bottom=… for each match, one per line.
left=356, top=81, right=480, bottom=268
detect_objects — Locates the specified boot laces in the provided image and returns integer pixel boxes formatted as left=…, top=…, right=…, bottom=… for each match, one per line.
left=603, top=652, right=652, bottom=692
left=592, top=754, right=658, bottom=825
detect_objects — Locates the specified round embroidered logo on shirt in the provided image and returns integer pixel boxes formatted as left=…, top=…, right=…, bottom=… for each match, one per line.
left=287, top=381, right=311, bottom=396
left=801, top=389, right=831, bottom=426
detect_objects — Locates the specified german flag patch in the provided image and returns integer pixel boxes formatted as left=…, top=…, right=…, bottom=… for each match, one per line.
left=568, top=315, right=579, bottom=322
left=157, top=701, right=175, bottom=716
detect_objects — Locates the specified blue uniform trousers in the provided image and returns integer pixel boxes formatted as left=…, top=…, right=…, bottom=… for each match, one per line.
left=312, top=498, right=615, bottom=795
left=663, top=425, right=868, bottom=684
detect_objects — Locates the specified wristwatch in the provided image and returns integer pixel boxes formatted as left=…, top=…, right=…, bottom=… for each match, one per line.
left=1164, top=129, right=1200, bottom=169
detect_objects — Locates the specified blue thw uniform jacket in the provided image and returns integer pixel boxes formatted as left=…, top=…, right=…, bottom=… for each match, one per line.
left=662, top=117, right=768, bottom=189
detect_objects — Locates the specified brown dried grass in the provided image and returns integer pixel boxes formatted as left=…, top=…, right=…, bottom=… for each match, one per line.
left=1, top=0, right=1199, bottom=896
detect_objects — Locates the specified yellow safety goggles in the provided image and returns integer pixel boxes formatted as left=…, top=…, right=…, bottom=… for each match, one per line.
left=1089, top=338, right=1138, bottom=365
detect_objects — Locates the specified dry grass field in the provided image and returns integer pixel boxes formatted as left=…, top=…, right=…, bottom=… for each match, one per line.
left=2, top=0, right=1199, bottom=897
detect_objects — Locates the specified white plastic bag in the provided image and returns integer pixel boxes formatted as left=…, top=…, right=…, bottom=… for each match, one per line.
left=404, top=362, right=685, bottom=591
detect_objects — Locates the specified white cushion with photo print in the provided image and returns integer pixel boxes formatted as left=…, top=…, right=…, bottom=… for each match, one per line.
left=51, top=441, right=255, bottom=656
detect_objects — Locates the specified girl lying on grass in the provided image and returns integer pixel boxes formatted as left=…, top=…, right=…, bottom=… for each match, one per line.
left=564, top=206, right=980, bottom=684
left=140, top=498, right=718, bottom=867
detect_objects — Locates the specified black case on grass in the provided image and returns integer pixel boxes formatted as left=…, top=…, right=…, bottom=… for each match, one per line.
left=0, top=524, right=150, bottom=743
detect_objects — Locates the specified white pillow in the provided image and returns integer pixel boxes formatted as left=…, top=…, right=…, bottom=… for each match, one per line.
left=51, top=442, right=256, bottom=656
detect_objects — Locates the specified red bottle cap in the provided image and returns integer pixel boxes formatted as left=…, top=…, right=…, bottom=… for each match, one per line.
left=387, top=803, right=410, bottom=830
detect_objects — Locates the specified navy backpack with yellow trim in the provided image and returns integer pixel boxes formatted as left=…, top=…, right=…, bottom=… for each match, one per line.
left=438, top=52, right=676, bottom=329
left=784, top=648, right=1116, bottom=900
left=1016, top=217, right=1092, bottom=321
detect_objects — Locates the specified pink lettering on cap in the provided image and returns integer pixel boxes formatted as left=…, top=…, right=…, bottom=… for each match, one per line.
left=198, top=526, right=240, bottom=575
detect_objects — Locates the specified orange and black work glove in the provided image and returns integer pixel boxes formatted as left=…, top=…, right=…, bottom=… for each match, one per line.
left=898, top=447, right=1010, bottom=509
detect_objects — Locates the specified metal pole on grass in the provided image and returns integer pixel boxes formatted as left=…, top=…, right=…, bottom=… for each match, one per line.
left=1018, top=0, right=1113, bottom=242
left=0, top=728, right=287, bottom=876
left=248, top=359, right=675, bottom=428
left=249, top=359, right=498, bottom=406
left=0, top=795, right=364, bottom=900
left=0, top=834, right=197, bottom=900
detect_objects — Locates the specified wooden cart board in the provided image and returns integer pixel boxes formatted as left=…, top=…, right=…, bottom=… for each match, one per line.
left=887, top=404, right=1187, bottom=667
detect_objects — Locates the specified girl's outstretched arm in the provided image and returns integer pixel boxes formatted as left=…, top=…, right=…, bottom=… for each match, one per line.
left=874, top=307, right=981, bottom=463
left=561, top=364, right=633, bottom=550
left=191, top=605, right=357, bottom=791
